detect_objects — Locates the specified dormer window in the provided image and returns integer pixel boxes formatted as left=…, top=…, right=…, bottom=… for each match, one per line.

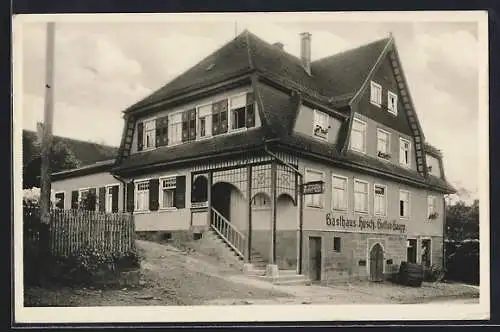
left=370, top=81, right=382, bottom=107
left=313, top=110, right=329, bottom=139
left=350, top=118, right=366, bottom=153
left=399, top=137, right=411, bottom=167
left=143, top=119, right=156, bottom=150
left=388, top=91, right=398, bottom=115
left=230, top=92, right=255, bottom=131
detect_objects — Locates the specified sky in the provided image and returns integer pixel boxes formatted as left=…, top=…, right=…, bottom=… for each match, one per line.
left=18, top=13, right=483, bottom=202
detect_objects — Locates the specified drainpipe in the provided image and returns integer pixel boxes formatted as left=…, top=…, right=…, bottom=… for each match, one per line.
left=112, top=174, right=128, bottom=213
left=263, top=142, right=305, bottom=274
left=442, top=194, right=448, bottom=274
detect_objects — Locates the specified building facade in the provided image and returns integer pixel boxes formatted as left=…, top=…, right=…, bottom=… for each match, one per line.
left=51, top=30, right=455, bottom=282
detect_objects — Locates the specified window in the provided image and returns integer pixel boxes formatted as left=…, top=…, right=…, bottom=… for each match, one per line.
left=377, top=129, right=391, bottom=160
left=143, top=120, right=156, bottom=149
left=399, top=138, right=411, bottom=167
left=333, top=237, right=341, bottom=253
left=79, top=188, right=97, bottom=211
left=313, top=110, right=329, bottom=139
left=135, top=181, right=150, bottom=212
left=331, top=175, right=347, bottom=211
left=155, top=116, right=169, bottom=147
left=399, top=190, right=410, bottom=218
left=350, top=119, right=366, bottom=153
left=374, top=184, right=387, bottom=216
left=106, top=186, right=114, bottom=213
left=370, top=81, right=382, bottom=106
left=181, top=109, right=197, bottom=142
left=305, top=169, right=324, bottom=208
left=354, top=179, right=369, bottom=213
left=54, top=192, right=64, bottom=209
left=428, top=195, right=437, bottom=218
left=388, top=91, right=398, bottom=115
left=160, top=177, right=176, bottom=209
left=212, top=99, right=229, bottom=135
left=230, top=93, right=255, bottom=131
left=252, top=193, right=270, bottom=209
left=198, top=104, right=212, bottom=138
left=168, top=112, right=183, bottom=145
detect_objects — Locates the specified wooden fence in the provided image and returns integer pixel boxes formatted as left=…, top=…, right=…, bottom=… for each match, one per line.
left=24, top=207, right=135, bottom=257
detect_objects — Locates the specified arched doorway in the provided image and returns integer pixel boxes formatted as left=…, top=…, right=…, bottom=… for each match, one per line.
left=211, top=182, right=246, bottom=230
left=212, top=182, right=233, bottom=220
left=369, top=243, right=384, bottom=282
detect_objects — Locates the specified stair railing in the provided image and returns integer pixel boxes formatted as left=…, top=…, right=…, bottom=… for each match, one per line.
left=210, top=208, right=246, bottom=259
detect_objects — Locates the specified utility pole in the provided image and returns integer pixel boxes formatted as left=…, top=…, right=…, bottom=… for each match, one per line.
left=40, top=22, right=55, bottom=225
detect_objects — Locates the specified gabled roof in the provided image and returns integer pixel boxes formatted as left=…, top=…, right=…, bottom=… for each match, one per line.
left=23, top=130, right=118, bottom=166
left=124, top=30, right=391, bottom=114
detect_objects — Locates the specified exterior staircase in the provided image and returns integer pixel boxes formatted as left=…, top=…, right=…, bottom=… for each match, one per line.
left=209, top=207, right=310, bottom=285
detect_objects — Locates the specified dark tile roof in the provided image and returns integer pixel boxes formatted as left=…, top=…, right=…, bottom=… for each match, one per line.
left=311, top=38, right=390, bottom=98
left=125, top=30, right=390, bottom=114
left=23, top=130, right=118, bottom=166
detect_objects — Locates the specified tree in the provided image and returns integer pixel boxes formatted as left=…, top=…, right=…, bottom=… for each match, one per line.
left=446, top=199, right=479, bottom=242
left=23, top=137, right=81, bottom=189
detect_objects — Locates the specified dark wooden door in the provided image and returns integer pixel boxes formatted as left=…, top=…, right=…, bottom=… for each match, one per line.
left=309, top=237, right=322, bottom=282
left=212, top=183, right=231, bottom=220
left=370, top=243, right=384, bottom=282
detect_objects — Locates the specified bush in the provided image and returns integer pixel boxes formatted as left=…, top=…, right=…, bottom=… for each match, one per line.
left=45, top=245, right=142, bottom=286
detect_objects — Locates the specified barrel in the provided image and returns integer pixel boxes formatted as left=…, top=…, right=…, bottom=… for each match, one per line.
left=399, top=261, right=423, bottom=287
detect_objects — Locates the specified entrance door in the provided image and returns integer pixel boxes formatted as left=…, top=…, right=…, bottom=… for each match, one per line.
left=308, top=237, right=322, bottom=282
left=407, top=239, right=417, bottom=263
left=370, top=243, right=384, bottom=282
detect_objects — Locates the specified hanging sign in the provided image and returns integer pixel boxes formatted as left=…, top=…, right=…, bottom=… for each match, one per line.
left=301, top=181, right=324, bottom=195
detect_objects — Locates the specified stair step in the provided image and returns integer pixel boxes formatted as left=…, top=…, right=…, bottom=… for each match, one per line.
left=245, top=269, right=266, bottom=276
left=278, top=270, right=300, bottom=275
left=273, top=278, right=311, bottom=286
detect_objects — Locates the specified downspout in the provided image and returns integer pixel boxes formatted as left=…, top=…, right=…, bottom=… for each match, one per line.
left=442, top=194, right=447, bottom=274
left=263, top=141, right=305, bottom=274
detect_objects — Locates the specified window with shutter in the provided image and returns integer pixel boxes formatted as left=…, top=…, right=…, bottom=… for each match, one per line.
left=168, top=112, right=183, bottom=145
left=160, top=177, right=177, bottom=208
left=212, top=99, right=228, bottom=135
left=135, top=181, right=150, bottom=212
left=55, top=192, right=65, bottom=209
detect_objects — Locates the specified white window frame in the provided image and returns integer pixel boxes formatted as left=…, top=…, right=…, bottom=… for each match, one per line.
left=313, top=109, right=329, bottom=140
left=350, top=118, right=367, bottom=154
left=54, top=191, right=65, bottom=209
left=304, top=168, right=325, bottom=209
left=78, top=187, right=97, bottom=211
left=427, top=195, right=437, bottom=219
left=134, top=179, right=151, bottom=213
left=353, top=178, right=369, bottom=214
left=399, top=190, right=410, bottom=219
left=168, top=110, right=184, bottom=146
left=370, top=81, right=382, bottom=107
left=142, top=118, right=156, bottom=150
left=197, top=102, right=213, bottom=139
left=376, top=128, right=391, bottom=161
left=399, top=137, right=412, bottom=167
left=229, top=92, right=251, bottom=133
left=105, top=183, right=120, bottom=213
left=159, top=176, right=177, bottom=210
left=373, top=184, right=387, bottom=217
left=387, top=91, right=398, bottom=115
left=331, top=174, right=348, bottom=211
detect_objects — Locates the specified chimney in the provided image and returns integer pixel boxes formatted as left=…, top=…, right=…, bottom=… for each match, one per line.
left=300, top=32, right=311, bottom=75
left=272, top=42, right=284, bottom=50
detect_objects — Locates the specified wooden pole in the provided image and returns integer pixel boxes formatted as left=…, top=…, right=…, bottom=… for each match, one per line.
left=40, top=22, right=55, bottom=225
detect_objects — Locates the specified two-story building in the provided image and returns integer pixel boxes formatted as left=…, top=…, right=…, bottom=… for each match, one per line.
left=51, top=30, right=455, bottom=283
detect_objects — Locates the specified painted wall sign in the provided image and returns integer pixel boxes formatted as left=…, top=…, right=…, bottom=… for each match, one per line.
left=301, top=181, right=324, bottom=195
left=326, top=213, right=407, bottom=234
